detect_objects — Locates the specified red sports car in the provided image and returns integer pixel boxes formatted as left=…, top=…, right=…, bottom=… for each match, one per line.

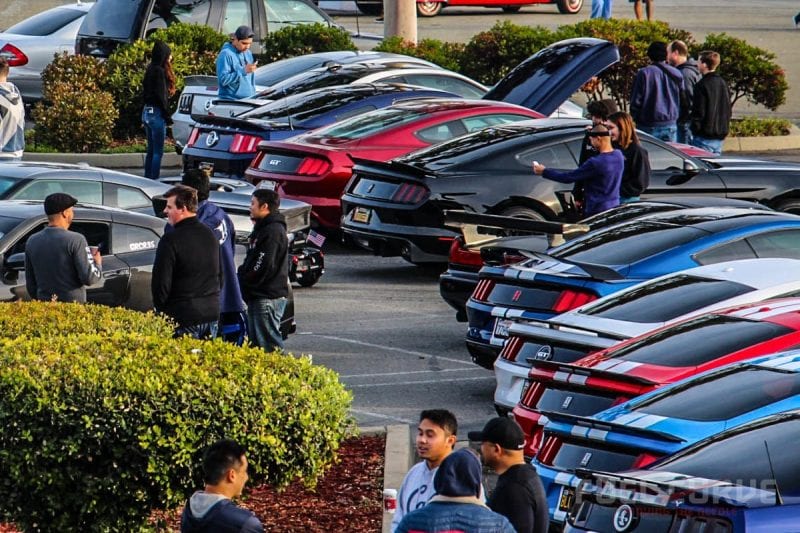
left=244, top=98, right=543, bottom=230
left=511, top=298, right=800, bottom=458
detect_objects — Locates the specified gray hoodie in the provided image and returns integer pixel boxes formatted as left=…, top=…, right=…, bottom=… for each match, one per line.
left=180, top=491, right=263, bottom=533
left=0, top=81, right=24, bottom=159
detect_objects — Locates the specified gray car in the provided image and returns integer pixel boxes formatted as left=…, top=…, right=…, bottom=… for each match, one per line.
left=0, top=2, right=93, bottom=103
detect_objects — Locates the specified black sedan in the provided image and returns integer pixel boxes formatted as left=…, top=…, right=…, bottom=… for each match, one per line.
left=0, top=201, right=296, bottom=337
left=340, top=118, right=800, bottom=264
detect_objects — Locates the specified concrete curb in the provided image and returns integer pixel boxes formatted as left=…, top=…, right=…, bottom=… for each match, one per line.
left=380, top=424, right=411, bottom=533
left=723, top=125, right=800, bottom=152
left=22, top=151, right=182, bottom=169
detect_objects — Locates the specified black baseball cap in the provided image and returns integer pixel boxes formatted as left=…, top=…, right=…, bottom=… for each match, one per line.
left=468, top=417, right=525, bottom=451
left=44, top=192, right=78, bottom=215
left=234, top=25, right=255, bottom=40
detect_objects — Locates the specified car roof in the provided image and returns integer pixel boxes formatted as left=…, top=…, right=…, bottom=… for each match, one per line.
left=0, top=199, right=131, bottom=217
left=721, top=298, right=800, bottom=324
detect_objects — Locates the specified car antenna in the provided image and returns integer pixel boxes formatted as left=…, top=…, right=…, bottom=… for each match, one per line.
left=764, top=440, right=783, bottom=506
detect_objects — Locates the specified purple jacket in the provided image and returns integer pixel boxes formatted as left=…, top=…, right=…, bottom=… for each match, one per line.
left=542, top=150, right=624, bottom=218
left=630, top=62, right=683, bottom=127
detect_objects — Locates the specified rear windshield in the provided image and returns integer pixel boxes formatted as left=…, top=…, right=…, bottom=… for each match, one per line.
left=581, top=275, right=752, bottom=323
left=79, top=0, right=145, bottom=39
left=655, top=418, right=800, bottom=494
left=255, top=56, right=334, bottom=87
left=635, top=367, right=800, bottom=421
left=553, top=221, right=705, bottom=265
left=241, top=88, right=383, bottom=124
left=611, top=315, right=792, bottom=367
left=316, top=107, right=428, bottom=140
left=262, top=70, right=366, bottom=99
left=6, top=7, right=85, bottom=35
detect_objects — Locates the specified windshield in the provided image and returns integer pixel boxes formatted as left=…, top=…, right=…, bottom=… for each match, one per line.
left=255, top=55, right=340, bottom=87
left=6, top=6, right=85, bottom=35
left=313, top=106, right=428, bottom=140
left=267, top=0, right=331, bottom=32
left=609, top=315, right=792, bottom=367
left=241, top=87, right=389, bottom=124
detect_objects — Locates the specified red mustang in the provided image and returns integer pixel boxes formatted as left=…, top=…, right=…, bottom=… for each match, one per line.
left=245, top=98, right=542, bottom=230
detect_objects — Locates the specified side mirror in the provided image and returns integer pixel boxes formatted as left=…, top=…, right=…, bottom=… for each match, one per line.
left=5, top=252, right=25, bottom=271
left=684, top=159, right=701, bottom=174
left=665, top=160, right=701, bottom=186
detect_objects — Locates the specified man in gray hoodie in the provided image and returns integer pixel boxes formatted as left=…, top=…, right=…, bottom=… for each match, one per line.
left=0, top=57, right=25, bottom=162
left=668, top=40, right=702, bottom=145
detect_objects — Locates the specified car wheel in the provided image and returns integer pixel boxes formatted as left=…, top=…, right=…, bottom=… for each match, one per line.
left=354, top=0, right=383, bottom=15
left=296, top=271, right=322, bottom=288
left=774, top=199, right=800, bottom=215
left=499, top=205, right=547, bottom=221
left=501, top=6, right=521, bottom=12
left=417, top=1, right=443, bottom=17
left=556, top=0, right=583, bottom=14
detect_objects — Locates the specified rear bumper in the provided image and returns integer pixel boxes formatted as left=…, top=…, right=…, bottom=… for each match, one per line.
left=438, top=268, right=479, bottom=322
left=183, top=149, right=255, bottom=180
left=343, top=224, right=452, bottom=263
left=466, top=337, right=501, bottom=370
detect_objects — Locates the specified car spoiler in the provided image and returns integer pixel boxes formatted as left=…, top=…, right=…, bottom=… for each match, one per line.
left=444, top=210, right=590, bottom=247
left=183, top=75, right=218, bottom=88
left=514, top=251, right=627, bottom=281
left=350, top=157, right=431, bottom=181
left=530, top=359, right=658, bottom=387
left=539, top=409, right=685, bottom=444
left=506, top=321, right=618, bottom=352
left=188, top=113, right=287, bottom=132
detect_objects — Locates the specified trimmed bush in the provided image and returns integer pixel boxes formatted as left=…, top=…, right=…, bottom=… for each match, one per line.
left=729, top=117, right=792, bottom=137
left=258, top=23, right=356, bottom=63
left=374, top=36, right=464, bottom=73
left=0, top=305, right=353, bottom=531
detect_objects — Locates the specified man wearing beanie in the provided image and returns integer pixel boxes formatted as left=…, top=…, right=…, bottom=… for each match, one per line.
left=395, top=448, right=515, bottom=533
left=629, top=41, right=683, bottom=142
left=470, top=418, right=548, bottom=533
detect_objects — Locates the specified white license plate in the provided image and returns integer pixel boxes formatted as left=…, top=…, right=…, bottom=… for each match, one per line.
left=352, top=207, right=371, bottom=224
left=256, top=180, right=277, bottom=190
left=491, top=318, right=513, bottom=343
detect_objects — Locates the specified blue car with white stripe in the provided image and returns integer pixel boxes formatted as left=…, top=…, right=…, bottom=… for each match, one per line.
left=533, top=350, right=800, bottom=525
left=465, top=206, right=800, bottom=370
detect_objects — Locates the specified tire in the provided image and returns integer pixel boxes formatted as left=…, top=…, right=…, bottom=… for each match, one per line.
left=417, top=1, right=443, bottom=17
left=354, top=0, right=383, bottom=15
left=499, top=205, right=547, bottom=221
left=501, top=6, right=521, bottom=12
left=296, top=271, right=322, bottom=288
left=556, top=0, right=583, bottom=14
left=773, top=199, right=800, bottom=215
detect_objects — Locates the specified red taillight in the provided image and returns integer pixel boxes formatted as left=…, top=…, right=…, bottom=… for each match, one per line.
left=296, top=156, right=331, bottom=176
left=611, top=395, right=630, bottom=407
left=0, top=44, right=28, bottom=67
left=391, top=182, right=428, bottom=204
left=230, top=134, right=261, bottom=154
left=519, top=380, right=544, bottom=407
left=552, top=289, right=598, bottom=313
left=500, top=336, right=524, bottom=362
left=537, top=434, right=563, bottom=465
left=632, top=452, right=661, bottom=468
left=502, top=253, right=526, bottom=265
left=471, top=279, right=496, bottom=302
left=186, top=128, right=200, bottom=147
left=448, top=237, right=483, bottom=268
left=250, top=151, right=265, bottom=169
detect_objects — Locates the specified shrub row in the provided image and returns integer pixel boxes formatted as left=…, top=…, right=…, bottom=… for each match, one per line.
left=0, top=302, right=353, bottom=531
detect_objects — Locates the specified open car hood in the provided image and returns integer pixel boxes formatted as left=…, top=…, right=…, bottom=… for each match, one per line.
left=483, top=38, right=620, bottom=116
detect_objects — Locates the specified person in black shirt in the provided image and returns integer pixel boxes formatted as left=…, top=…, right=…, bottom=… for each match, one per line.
left=141, top=40, right=176, bottom=179
left=469, top=417, right=548, bottom=533
left=605, top=111, right=651, bottom=203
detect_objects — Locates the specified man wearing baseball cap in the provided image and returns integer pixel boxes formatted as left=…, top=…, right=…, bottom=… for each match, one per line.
left=469, top=417, right=549, bottom=533
left=216, top=24, right=257, bottom=100
left=24, top=193, right=102, bottom=303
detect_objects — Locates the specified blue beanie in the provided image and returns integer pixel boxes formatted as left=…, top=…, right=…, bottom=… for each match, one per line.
left=433, top=448, right=482, bottom=497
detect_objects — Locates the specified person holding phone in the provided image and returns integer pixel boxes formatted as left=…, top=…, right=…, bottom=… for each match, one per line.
left=216, top=25, right=258, bottom=101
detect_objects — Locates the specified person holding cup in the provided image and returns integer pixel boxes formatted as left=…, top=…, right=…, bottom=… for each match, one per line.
left=24, top=193, right=102, bottom=303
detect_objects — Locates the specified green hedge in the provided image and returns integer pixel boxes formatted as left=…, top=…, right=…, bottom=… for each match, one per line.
left=257, top=23, right=357, bottom=63
left=0, top=303, right=353, bottom=531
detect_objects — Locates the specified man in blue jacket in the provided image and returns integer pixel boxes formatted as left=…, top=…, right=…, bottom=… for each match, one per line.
left=630, top=41, right=683, bottom=142
left=216, top=25, right=257, bottom=101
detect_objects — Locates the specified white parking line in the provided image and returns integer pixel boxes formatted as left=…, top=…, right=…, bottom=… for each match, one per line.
left=349, top=409, right=413, bottom=424
left=346, top=376, right=495, bottom=388
left=341, top=368, right=487, bottom=378
left=309, top=334, right=476, bottom=367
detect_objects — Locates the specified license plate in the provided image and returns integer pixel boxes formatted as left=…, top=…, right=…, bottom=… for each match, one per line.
left=352, top=207, right=371, bottom=224
left=199, top=161, right=214, bottom=175
left=493, top=318, right=513, bottom=340
left=256, top=180, right=277, bottom=190
left=520, top=379, right=531, bottom=400
left=558, top=486, right=575, bottom=512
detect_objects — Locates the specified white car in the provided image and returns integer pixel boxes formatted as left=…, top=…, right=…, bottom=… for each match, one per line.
left=0, top=2, right=93, bottom=103
left=492, top=257, right=800, bottom=413
left=172, top=51, right=439, bottom=145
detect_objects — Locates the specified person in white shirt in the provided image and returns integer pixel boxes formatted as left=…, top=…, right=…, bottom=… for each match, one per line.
left=0, top=57, right=25, bottom=162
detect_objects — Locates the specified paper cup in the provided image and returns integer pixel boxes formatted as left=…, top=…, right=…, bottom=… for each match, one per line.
left=383, top=488, right=397, bottom=513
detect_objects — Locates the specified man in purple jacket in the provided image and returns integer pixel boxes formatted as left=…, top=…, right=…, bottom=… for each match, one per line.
left=630, top=41, right=684, bottom=142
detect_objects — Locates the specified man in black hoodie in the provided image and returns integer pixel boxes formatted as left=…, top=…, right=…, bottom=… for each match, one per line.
left=690, top=50, right=732, bottom=156
left=238, top=189, right=288, bottom=352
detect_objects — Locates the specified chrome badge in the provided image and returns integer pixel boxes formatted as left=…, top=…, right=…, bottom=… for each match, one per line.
left=205, top=131, right=219, bottom=147
left=561, top=396, right=573, bottom=410
left=613, top=504, right=636, bottom=532
left=534, top=345, right=552, bottom=361
left=579, top=452, right=592, bottom=467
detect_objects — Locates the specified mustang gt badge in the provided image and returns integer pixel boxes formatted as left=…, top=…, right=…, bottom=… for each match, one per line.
left=613, top=504, right=636, bottom=532
left=534, top=345, right=552, bottom=361
left=205, top=131, right=219, bottom=147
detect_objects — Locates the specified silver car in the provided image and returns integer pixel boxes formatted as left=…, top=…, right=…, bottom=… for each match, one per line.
left=0, top=2, right=93, bottom=103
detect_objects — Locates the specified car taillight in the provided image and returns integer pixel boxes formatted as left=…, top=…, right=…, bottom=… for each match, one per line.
left=519, top=379, right=543, bottom=407
left=552, top=289, right=598, bottom=313
left=230, top=134, right=261, bottom=153
left=500, top=336, right=523, bottom=362
left=251, top=151, right=265, bottom=169
left=503, top=253, right=527, bottom=265
left=611, top=395, right=630, bottom=407
left=186, top=128, right=200, bottom=147
left=296, top=156, right=331, bottom=176
left=449, top=237, right=483, bottom=268
left=0, top=44, right=28, bottom=67
left=391, top=182, right=428, bottom=204
left=537, top=435, right=563, bottom=465
left=178, top=93, right=193, bottom=114
left=472, top=279, right=495, bottom=302
left=632, top=452, right=661, bottom=468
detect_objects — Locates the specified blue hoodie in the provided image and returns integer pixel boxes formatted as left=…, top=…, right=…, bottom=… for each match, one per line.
left=629, top=62, right=684, bottom=128
left=215, top=41, right=256, bottom=100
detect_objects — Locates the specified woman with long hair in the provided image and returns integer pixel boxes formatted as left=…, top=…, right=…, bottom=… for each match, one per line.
left=605, top=111, right=651, bottom=203
left=141, top=40, right=176, bottom=179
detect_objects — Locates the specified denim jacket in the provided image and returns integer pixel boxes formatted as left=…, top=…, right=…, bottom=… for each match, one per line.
left=396, top=496, right=516, bottom=533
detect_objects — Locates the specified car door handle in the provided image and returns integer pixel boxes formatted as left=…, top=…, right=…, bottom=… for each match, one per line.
left=103, top=268, right=130, bottom=278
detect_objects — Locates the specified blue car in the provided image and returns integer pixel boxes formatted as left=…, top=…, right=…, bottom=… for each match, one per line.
left=466, top=207, right=800, bottom=370
left=534, top=350, right=800, bottom=525
left=564, top=409, right=800, bottom=532
left=181, top=84, right=459, bottom=179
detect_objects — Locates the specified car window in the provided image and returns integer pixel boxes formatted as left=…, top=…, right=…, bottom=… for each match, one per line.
left=416, top=121, right=467, bottom=144
left=518, top=142, right=578, bottom=170
left=634, top=367, right=800, bottom=422
left=148, top=0, right=212, bottom=33
left=611, top=315, right=793, bottom=367
left=112, top=224, right=160, bottom=255
left=395, top=74, right=485, bottom=98
left=655, top=418, right=800, bottom=494
left=747, top=230, right=800, bottom=259
left=69, top=222, right=111, bottom=254
left=243, top=88, right=384, bottom=123
left=461, top=114, right=532, bottom=133
left=255, top=55, right=334, bottom=87
left=319, top=106, right=428, bottom=140
left=694, top=239, right=757, bottom=265
left=12, top=180, right=102, bottom=206
left=80, top=0, right=146, bottom=39
left=7, top=221, right=47, bottom=256
left=265, top=0, right=330, bottom=32
left=0, top=177, right=20, bottom=197
left=0, top=216, right=24, bottom=241
left=6, top=7, right=85, bottom=35
left=642, top=140, right=685, bottom=170
left=582, top=275, right=753, bottom=323
left=104, top=184, right=153, bottom=211
left=222, top=0, right=252, bottom=35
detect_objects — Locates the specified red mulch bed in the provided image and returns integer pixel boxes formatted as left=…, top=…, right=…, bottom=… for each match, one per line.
left=1, top=435, right=385, bottom=532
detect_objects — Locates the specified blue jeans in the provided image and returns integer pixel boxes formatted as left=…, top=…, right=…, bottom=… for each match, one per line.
left=691, top=136, right=723, bottom=155
left=142, top=106, right=166, bottom=179
left=246, top=297, right=287, bottom=352
left=676, top=122, right=692, bottom=145
left=638, top=124, right=677, bottom=143
left=591, top=0, right=613, bottom=18
left=620, top=196, right=640, bottom=204
left=174, top=320, right=218, bottom=340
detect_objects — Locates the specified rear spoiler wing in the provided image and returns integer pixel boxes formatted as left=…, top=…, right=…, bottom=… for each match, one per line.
left=531, top=359, right=658, bottom=387
left=539, top=409, right=685, bottom=444
left=507, top=321, right=618, bottom=352
left=443, top=210, right=590, bottom=247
